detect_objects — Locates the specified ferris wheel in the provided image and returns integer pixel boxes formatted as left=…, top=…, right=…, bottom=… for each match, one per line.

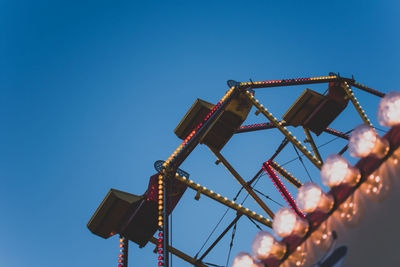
left=87, top=73, right=400, bottom=267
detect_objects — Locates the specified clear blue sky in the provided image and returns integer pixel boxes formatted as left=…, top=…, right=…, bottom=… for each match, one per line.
left=1, top=1, right=399, bottom=266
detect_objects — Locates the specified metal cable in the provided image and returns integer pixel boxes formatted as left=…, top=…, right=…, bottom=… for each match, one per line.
left=194, top=171, right=262, bottom=258
left=252, top=188, right=284, bottom=207
left=292, top=144, right=313, bottom=182
left=281, top=129, right=353, bottom=167
left=225, top=222, right=237, bottom=267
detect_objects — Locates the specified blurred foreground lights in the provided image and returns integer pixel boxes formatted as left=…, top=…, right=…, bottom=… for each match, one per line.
left=297, top=183, right=334, bottom=213
left=378, top=91, right=400, bottom=126
left=360, top=174, right=390, bottom=201
left=232, top=252, right=262, bottom=267
left=321, top=154, right=361, bottom=188
left=273, top=207, right=309, bottom=238
left=337, top=195, right=360, bottom=226
left=252, top=231, right=286, bottom=260
left=349, top=125, right=389, bottom=158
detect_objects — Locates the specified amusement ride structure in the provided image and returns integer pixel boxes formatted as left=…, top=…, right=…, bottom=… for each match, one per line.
left=87, top=73, right=400, bottom=266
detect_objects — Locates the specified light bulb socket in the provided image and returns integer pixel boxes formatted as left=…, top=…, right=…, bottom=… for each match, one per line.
left=273, top=208, right=309, bottom=238
left=292, top=217, right=309, bottom=238
left=372, top=137, right=390, bottom=158
left=269, top=241, right=287, bottom=260
left=316, top=193, right=335, bottom=213
left=343, top=166, right=361, bottom=187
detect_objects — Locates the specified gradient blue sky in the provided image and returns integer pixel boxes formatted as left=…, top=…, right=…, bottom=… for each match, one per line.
left=1, top=1, right=399, bottom=266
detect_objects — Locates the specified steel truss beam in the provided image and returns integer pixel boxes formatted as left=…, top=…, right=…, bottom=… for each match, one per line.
left=268, top=161, right=302, bottom=188
left=236, top=123, right=350, bottom=141
left=174, top=173, right=272, bottom=227
left=303, top=127, right=323, bottom=164
left=244, top=91, right=322, bottom=169
left=343, top=82, right=373, bottom=127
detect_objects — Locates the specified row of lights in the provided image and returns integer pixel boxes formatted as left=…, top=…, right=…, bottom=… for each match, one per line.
left=239, top=76, right=337, bottom=87
left=175, top=173, right=273, bottom=227
left=240, top=122, right=275, bottom=129
left=352, top=81, right=385, bottom=96
left=232, top=91, right=400, bottom=267
left=324, top=127, right=350, bottom=139
left=118, top=236, right=127, bottom=267
left=263, top=162, right=303, bottom=217
left=162, top=86, right=235, bottom=168
left=157, top=174, right=165, bottom=266
left=343, top=82, right=373, bottom=127
left=269, top=161, right=302, bottom=188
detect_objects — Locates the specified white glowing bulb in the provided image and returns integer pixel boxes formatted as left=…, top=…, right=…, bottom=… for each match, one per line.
left=232, top=252, right=262, bottom=267
left=273, top=207, right=309, bottom=238
left=321, top=154, right=361, bottom=188
left=378, top=91, right=400, bottom=126
left=349, top=124, right=389, bottom=158
left=252, top=231, right=273, bottom=259
left=297, top=183, right=334, bottom=213
left=251, top=231, right=286, bottom=260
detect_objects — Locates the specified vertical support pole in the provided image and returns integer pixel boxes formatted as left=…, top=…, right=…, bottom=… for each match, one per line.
left=303, top=127, right=323, bottom=164
left=244, top=90, right=322, bottom=169
left=157, top=173, right=169, bottom=267
left=123, top=237, right=128, bottom=267
left=343, top=82, right=373, bottom=127
left=118, top=235, right=128, bottom=267
left=163, top=174, right=169, bottom=267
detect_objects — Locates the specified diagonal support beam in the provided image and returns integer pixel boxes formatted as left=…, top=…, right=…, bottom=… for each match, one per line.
left=210, top=148, right=275, bottom=219
left=174, top=173, right=272, bottom=228
left=323, top=127, right=350, bottom=140
left=244, top=91, right=322, bottom=169
left=263, top=162, right=304, bottom=218
left=303, top=127, right=323, bottom=164
left=236, top=123, right=350, bottom=142
left=149, top=237, right=209, bottom=267
left=349, top=80, right=385, bottom=97
left=269, top=161, right=302, bottom=188
left=343, top=82, right=373, bottom=127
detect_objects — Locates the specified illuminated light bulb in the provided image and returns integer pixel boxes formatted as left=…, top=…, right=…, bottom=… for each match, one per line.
left=349, top=124, right=389, bottom=158
left=232, top=252, right=262, bottom=267
left=320, top=154, right=361, bottom=188
left=251, top=231, right=286, bottom=260
left=310, top=221, right=334, bottom=251
left=378, top=91, right=400, bottom=126
left=286, top=244, right=308, bottom=267
left=296, top=183, right=334, bottom=213
left=337, top=194, right=361, bottom=226
left=273, top=207, right=309, bottom=238
left=360, top=174, right=390, bottom=201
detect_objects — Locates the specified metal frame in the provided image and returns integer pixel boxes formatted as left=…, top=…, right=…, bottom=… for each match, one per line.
left=156, top=74, right=384, bottom=267
left=90, top=74, right=386, bottom=267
